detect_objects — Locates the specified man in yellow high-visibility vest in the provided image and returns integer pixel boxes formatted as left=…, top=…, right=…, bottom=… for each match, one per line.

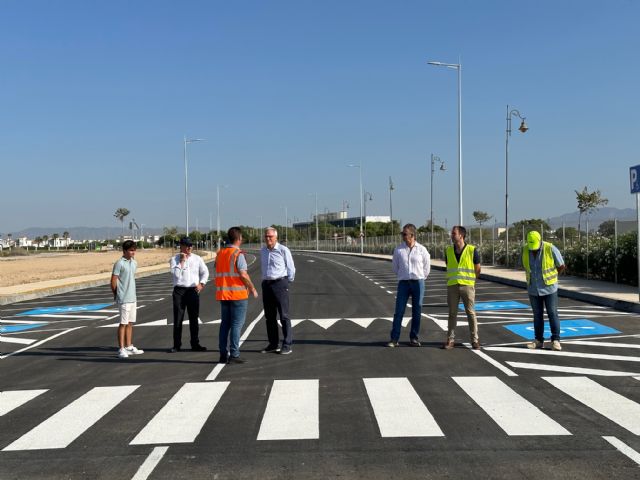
left=443, top=226, right=481, bottom=350
left=522, top=231, right=566, bottom=351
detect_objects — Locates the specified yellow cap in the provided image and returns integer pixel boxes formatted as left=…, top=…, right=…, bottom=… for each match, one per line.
left=526, top=231, right=541, bottom=250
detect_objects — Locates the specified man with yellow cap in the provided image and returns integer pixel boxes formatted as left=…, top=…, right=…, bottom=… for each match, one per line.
left=522, top=230, right=566, bottom=351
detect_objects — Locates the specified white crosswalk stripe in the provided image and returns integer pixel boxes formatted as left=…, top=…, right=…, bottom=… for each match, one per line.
left=130, top=382, right=229, bottom=445
left=0, top=389, right=48, bottom=416
left=3, top=376, right=640, bottom=450
left=3, top=385, right=139, bottom=451
left=453, top=377, right=570, bottom=436
left=364, top=377, right=444, bottom=437
left=257, top=379, right=319, bottom=440
left=544, top=376, right=640, bottom=435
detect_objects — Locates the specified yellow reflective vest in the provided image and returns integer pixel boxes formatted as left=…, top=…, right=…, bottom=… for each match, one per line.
left=446, top=245, right=477, bottom=286
left=522, top=242, right=558, bottom=286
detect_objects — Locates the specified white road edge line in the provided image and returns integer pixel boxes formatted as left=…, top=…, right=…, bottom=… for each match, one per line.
left=462, top=343, right=518, bottom=377
left=506, top=362, right=640, bottom=376
left=205, top=310, right=265, bottom=381
left=0, top=326, right=85, bottom=360
left=602, top=436, right=640, bottom=466
left=130, top=446, right=169, bottom=480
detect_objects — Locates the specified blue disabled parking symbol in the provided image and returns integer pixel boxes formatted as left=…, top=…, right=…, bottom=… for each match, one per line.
left=16, top=303, right=112, bottom=316
left=461, top=300, right=529, bottom=311
left=505, top=319, right=621, bottom=339
left=0, top=323, right=47, bottom=334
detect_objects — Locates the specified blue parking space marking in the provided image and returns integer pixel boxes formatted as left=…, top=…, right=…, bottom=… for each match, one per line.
left=461, top=300, right=529, bottom=311
left=16, top=303, right=113, bottom=316
left=0, top=323, right=47, bottom=334
left=504, top=319, right=621, bottom=339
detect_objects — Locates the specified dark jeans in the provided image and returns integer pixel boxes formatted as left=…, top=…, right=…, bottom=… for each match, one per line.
left=390, top=279, right=425, bottom=341
left=262, top=278, right=292, bottom=348
left=172, top=286, right=201, bottom=348
left=529, top=291, right=560, bottom=342
left=219, top=299, right=248, bottom=358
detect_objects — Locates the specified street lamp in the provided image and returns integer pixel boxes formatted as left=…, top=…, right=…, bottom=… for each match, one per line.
left=430, top=154, right=446, bottom=241
left=504, top=105, right=529, bottom=266
left=309, top=193, right=319, bottom=251
left=347, top=163, right=364, bottom=254
left=283, top=206, right=288, bottom=244
left=183, top=136, right=205, bottom=235
left=388, top=177, right=394, bottom=236
left=364, top=191, right=373, bottom=239
left=428, top=58, right=463, bottom=225
left=216, top=184, right=228, bottom=249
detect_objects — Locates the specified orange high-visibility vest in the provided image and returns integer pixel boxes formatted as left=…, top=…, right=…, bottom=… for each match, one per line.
left=215, top=246, right=248, bottom=301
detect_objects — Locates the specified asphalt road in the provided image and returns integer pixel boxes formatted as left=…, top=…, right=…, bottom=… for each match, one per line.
left=1, top=252, right=640, bottom=479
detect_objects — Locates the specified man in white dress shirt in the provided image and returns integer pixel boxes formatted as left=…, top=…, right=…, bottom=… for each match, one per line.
left=388, top=223, right=431, bottom=347
left=168, top=237, right=210, bottom=352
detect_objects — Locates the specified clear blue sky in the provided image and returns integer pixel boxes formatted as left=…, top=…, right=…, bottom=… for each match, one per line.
left=1, top=0, right=638, bottom=234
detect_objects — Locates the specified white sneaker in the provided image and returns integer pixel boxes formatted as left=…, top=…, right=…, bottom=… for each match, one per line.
left=118, top=348, right=129, bottom=359
left=527, top=340, right=544, bottom=349
left=126, top=345, right=144, bottom=355
left=551, top=340, right=562, bottom=351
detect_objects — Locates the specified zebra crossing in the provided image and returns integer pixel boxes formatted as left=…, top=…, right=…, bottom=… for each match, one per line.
left=2, top=375, right=640, bottom=452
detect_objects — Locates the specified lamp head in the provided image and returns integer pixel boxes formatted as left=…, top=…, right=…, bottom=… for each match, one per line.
left=518, top=120, right=529, bottom=133
left=440, top=163, right=446, bottom=171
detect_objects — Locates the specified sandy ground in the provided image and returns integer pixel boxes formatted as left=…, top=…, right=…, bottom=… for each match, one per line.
left=0, top=249, right=177, bottom=287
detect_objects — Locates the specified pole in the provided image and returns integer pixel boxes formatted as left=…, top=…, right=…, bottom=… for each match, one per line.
left=430, top=154, right=435, bottom=241
left=359, top=166, right=363, bottom=254
left=216, top=185, right=221, bottom=248
left=315, top=193, right=319, bottom=252
left=285, top=206, right=288, bottom=244
left=636, top=193, right=639, bottom=301
left=389, top=176, right=394, bottom=237
left=505, top=105, right=510, bottom=267
left=184, top=136, right=189, bottom=235
left=457, top=59, right=463, bottom=226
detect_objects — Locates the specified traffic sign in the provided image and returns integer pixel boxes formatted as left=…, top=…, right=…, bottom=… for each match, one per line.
left=630, top=165, right=640, bottom=194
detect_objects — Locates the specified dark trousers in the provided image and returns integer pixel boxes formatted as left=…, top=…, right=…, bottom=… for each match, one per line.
left=172, top=286, right=200, bottom=348
left=262, top=278, right=292, bottom=348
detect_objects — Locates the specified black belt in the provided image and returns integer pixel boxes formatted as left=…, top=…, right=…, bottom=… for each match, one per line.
left=263, top=277, right=287, bottom=284
left=174, top=285, right=197, bottom=290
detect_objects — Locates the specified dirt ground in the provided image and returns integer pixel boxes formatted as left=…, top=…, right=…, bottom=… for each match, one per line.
left=0, top=249, right=177, bottom=287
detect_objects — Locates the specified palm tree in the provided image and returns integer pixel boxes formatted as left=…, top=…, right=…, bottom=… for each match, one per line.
left=53, top=233, right=60, bottom=250
left=114, top=208, right=130, bottom=240
left=63, top=231, right=69, bottom=250
left=34, top=236, right=42, bottom=251
left=42, top=235, right=49, bottom=250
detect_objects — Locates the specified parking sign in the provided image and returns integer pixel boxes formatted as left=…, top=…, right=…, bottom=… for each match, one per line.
left=630, top=165, right=640, bottom=194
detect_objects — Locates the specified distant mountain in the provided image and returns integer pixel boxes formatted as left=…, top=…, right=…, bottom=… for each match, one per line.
left=7, top=226, right=168, bottom=241
left=547, top=207, right=635, bottom=229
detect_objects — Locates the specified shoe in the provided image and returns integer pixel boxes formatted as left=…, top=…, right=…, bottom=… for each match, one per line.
left=471, top=341, right=480, bottom=350
left=191, top=344, right=207, bottom=352
left=442, top=339, right=454, bottom=350
left=228, top=356, right=247, bottom=364
left=386, top=341, right=399, bottom=348
left=261, top=344, right=281, bottom=353
left=527, top=340, right=544, bottom=350
left=551, top=340, right=562, bottom=351
left=118, top=348, right=129, bottom=359
left=219, top=356, right=228, bottom=364
left=279, top=347, right=292, bottom=355
left=168, top=347, right=181, bottom=353
left=125, top=345, right=144, bottom=355
left=409, top=338, right=421, bottom=347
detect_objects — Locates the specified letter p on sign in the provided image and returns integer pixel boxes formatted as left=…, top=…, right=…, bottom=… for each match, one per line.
left=630, top=165, right=640, bottom=194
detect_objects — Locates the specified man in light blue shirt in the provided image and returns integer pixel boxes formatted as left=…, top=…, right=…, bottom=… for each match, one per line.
left=260, top=227, right=296, bottom=355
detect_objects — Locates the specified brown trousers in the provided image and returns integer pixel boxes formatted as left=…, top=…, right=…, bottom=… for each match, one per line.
left=447, top=284, right=479, bottom=342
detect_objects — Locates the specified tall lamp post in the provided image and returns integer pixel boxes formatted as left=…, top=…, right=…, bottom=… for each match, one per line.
left=283, top=206, right=288, bottom=244
left=347, top=163, right=364, bottom=254
left=183, top=136, right=205, bottom=235
left=389, top=176, right=394, bottom=236
left=216, top=184, right=228, bottom=249
left=364, top=191, right=373, bottom=239
left=504, top=105, right=529, bottom=266
left=430, top=154, right=446, bottom=241
left=308, top=193, right=319, bottom=251
left=428, top=58, right=463, bottom=225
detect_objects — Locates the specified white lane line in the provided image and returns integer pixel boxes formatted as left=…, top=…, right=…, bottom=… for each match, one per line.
left=130, top=446, right=170, bottom=480
left=363, top=377, right=444, bottom=438
left=257, top=380, right=319, bottom=440
left=205, top=311, right=265, bottom=381
left=484, top=346, right=640, bottom=363
left=544, top=376, right=640, bottom=435
left=23, top=314, right=108, bottom=320
left=506, top=362, right=640, bottom=377
left=0, top=337, right=36, bottom=345
left=563, top=340, right=640, bottom=349
left=602, top=436, right=640, bottom=466
left=0, top=389, right=48, bottom=416
left=0, top=326, right=85, bottom=360
left=462, top=343, right=518, bottom=376
left=453, top=376, right=570, bottom=436
left=130, top=382, right=228, bottom=445
left=3, top=385, right=139, bottom=451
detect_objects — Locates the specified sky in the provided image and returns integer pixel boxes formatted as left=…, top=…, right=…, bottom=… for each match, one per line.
left=1, top=0, right=639, bottom=235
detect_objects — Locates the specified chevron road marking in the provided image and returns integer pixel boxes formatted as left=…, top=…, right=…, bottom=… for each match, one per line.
left=0, top=389, right=48, bottom=416
left=257, top=380, right=319, bottom=440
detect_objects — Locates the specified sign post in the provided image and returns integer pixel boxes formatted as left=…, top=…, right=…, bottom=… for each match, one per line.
left=629, top=165, right=640, bottom=302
